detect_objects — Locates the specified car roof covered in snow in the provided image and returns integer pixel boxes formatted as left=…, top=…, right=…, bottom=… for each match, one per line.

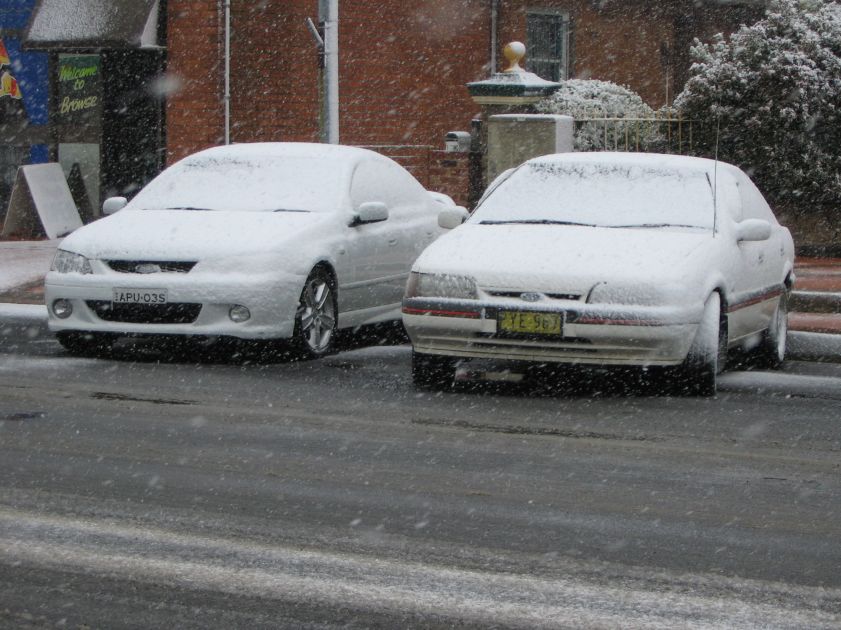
left=178, top=142, right=389, bottom=166
left=524, top=151, right=733, bottom=176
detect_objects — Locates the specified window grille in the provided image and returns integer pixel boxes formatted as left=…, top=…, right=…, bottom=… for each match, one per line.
left=526, top=11, right=570, bottom=81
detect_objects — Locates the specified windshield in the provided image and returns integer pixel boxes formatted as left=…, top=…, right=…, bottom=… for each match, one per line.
left=127, top=155, right=348, bottom=213
left=472, top=161, right=716, bottom=229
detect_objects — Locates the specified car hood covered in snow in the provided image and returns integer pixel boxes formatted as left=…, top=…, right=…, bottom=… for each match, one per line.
left=58, top=209, right=333, bottom=261
left=414, top=223, right=713, bottom=292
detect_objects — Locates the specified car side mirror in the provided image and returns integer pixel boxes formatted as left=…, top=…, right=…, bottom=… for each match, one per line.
left=102, top=196, right=128, bottom=215
left=736, top=218, right=772, bottom=242
left=351, top=201, right=389, bottom=226
left=438, top=207, right=468, bottom=229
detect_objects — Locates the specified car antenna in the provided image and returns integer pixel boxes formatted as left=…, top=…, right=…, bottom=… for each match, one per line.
left=712, top=113, right=721, bottom=239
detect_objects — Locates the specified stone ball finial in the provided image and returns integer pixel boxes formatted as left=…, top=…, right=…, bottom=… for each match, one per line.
left=503, top=41, right=526, bottom=73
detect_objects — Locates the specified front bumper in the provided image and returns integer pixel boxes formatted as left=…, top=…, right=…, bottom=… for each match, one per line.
left=45, top=269, right=303, bottom=340
left=402, top=297, right=702, bottom=366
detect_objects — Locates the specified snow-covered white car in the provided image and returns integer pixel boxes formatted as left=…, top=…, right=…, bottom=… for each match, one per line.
left=46, top=142, right=465, bottom=357
left=403, top=152, right=795, bottom=395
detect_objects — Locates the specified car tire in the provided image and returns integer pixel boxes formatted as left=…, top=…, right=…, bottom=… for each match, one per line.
left=755, top=291, right=788, bottom=369
left=411, top=350, right=456, bottom=390
left=56, top=331, right=115, bottom=357
left=679, top=292, right=726, bottom=397
left=292, top=267, right=338, bottom=359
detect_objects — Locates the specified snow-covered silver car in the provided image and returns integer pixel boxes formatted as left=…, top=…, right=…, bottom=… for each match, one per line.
left=46, top=142, right=463, bottom=357
left=403, top=153, right=795, bottom=395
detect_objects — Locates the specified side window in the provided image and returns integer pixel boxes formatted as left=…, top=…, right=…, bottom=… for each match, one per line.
left=381, top=160, right=427, bottom=212
left=350, top=159, right=427, bottom=212
left=526, top=11, right=570, bottom=81
left=736, top=171, right=775, bottom=223
left=350, top=161, right=382, bottom=210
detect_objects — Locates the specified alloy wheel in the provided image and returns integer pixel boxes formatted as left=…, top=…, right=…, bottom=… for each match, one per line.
left=297, top=273, right=337, bottom=356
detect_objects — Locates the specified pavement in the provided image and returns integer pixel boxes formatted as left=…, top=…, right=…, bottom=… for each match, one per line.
left=1, top=239, right=841, bottom=362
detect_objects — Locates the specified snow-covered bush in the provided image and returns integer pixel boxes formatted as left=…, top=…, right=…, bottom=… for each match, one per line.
left=534, top=79, right=664, bottom=151
left=675, top=0, right=841, bottom=210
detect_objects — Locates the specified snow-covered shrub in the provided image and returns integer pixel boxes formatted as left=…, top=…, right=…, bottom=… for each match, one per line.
left=534, top=79, right=664, bottom=151
left=675, top=0, right=841, bottom=210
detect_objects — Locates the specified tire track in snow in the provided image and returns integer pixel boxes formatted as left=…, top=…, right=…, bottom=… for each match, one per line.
left=1, top=508, right=839, bottom=629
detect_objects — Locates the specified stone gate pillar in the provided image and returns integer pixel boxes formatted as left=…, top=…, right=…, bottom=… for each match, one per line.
left=465, top=42, right=561, bottom=203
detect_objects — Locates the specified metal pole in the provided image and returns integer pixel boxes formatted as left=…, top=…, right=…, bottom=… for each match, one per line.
left=323, top=0, right=339, bottom=144
left=490, top=0, right=499, bottom=73
left=224, top=0, right=231, bottom=145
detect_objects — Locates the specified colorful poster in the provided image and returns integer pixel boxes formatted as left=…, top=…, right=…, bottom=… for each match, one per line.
left=0, top=39, right=23, bottom=100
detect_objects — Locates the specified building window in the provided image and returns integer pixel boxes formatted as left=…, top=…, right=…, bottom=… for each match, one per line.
left=526, top=11, right=570, bottom=81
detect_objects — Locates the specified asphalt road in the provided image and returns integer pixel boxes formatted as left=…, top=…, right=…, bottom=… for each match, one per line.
left=1, top=325, right=840, bottom=629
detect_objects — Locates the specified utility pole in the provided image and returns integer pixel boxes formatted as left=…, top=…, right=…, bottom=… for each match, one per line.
left=319, top=0, right=339, bottom=144
left=224, top=0, right=231, bottom=144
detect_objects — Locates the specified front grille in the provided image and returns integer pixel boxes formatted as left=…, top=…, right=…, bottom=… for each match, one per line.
left=485, top=290, right=582, bottom=301
left=87, top=301, right=202, bottom=324
left=106, top=260, right=197, bottom=274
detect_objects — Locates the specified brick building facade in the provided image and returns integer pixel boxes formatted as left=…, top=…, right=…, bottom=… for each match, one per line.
left=4, top=1, right=762, bottom=223
left=166, top=1, right=761, bottom=203
left=0, top=0, right=763, bottom=225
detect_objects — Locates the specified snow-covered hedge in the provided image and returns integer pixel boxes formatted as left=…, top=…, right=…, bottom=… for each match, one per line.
left=675, top=0, right=841, bottom=210
left=534, top=79, right=665, bottom=151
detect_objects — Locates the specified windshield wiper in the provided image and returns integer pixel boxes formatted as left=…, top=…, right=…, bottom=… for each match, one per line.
left=479, top=219, right=598, bottom=227
left=161, top=207, right=312, bottom=213
left=606, top=223, right=702, bottom=229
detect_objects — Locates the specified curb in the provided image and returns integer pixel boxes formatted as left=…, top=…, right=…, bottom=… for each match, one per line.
left=0, top=304, right=50, bottom=339
left=786, top=331, right=841, bottom=364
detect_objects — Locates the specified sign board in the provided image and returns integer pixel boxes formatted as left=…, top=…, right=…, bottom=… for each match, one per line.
left=1, top=163, right=82, bottom=239
left=57, top=54, right=101, bottom=125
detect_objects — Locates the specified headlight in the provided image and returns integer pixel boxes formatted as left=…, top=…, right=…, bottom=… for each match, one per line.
left=51, top=249, right=93, bottom=274
left=405, top=272, right=478, bottom=299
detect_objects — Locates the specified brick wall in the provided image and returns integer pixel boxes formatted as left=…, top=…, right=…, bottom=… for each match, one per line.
left=165, top=1, right=756, bottom=201
left=166, top=0, right=491, bottom=201
left=338, top=0, right=489, bottom=147
left=166, top=0, right=226, bottom=163
left=168, top=1, right=492, bottom=161
left=228, top=2, right=320, bottom=143
left=496, top=0, right=758, bottom=110
left=428, top=150, right=471, bottom=207
left=556, top=1, right=674, bottom=108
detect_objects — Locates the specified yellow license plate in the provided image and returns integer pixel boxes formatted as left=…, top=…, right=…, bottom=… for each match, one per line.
left=498, top=311, right=563, bottom=335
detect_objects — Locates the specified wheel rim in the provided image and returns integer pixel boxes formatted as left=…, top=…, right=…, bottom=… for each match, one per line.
left=299, top=278, right=335, bottom=353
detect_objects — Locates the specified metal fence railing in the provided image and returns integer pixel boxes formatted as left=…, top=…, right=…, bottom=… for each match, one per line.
left=573, top=113, right=694, bottom=155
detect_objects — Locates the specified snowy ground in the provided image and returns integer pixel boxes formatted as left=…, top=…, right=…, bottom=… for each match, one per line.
left=0, top=240, right=58, bottom=292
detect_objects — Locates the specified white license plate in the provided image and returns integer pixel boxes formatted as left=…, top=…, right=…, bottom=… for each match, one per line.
left=112, top=288, right=168, bottom=304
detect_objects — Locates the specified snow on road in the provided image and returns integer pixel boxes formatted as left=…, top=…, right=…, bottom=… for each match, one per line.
left=0, top=240, right=58, bottom=291
left=1, top=506, right=838, bottom=629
